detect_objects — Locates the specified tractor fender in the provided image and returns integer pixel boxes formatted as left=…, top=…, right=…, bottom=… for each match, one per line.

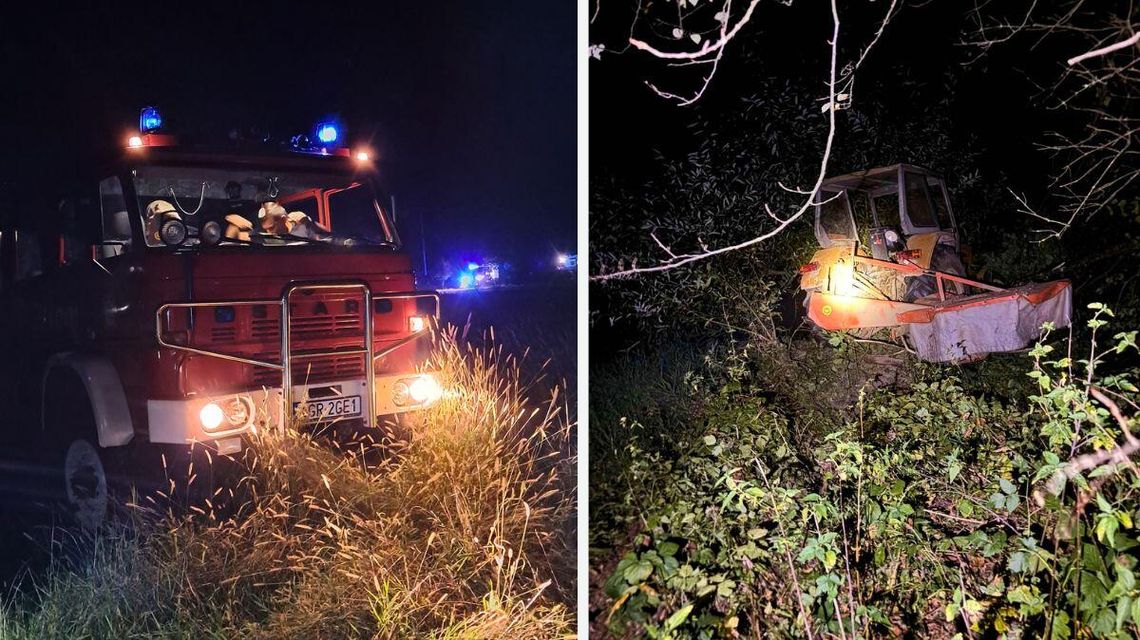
left=42, top=353, right=134, bottom=448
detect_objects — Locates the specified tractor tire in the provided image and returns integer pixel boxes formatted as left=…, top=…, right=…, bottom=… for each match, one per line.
left=905, top=244, right=966, bottom=302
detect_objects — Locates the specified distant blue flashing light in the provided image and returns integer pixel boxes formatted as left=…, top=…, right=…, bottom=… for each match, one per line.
left=316, top=123, right=339, bottom=144
left=459, top=274, right=475, bottom=288
left=466, top=262, right=479, bottom=271
left=139, top=106, right=162, bottom=133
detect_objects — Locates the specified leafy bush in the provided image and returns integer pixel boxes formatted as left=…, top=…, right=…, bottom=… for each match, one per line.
left=592, top=306, right=1140, bottom=639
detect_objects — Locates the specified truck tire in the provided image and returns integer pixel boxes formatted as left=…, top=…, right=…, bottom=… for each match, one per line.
left=44, top=371, right=126, bottom=530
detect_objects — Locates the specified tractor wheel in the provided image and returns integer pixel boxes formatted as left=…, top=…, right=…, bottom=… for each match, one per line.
left=905, top=244, right=966, bottom=301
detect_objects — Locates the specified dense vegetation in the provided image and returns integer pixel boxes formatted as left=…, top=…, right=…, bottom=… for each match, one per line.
left=0, top=330, right=576, bottom=639
left=589, top=5, right=1140, bottom=636
left=591, top=302, right=1140, bottom=638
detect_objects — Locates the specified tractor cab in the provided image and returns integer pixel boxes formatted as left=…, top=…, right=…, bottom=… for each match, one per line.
left=799, top=164, right=1071, bottom=363
left=815, top=164, right=957, bottom=264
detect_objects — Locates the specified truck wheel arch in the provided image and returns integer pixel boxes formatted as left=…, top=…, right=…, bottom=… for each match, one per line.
left=42, top=353, right=133, bottom=448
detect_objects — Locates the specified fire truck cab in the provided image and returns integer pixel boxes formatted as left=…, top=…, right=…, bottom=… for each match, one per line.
left=0, top=116, right=440, bottom=527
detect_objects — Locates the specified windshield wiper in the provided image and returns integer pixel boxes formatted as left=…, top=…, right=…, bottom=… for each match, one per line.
left=329, top=233, right=399, bottom=248
left=248, top=232, right=325, bottom=246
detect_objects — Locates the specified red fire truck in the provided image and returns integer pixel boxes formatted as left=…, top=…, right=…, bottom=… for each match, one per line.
left=0, top=110, right=441, bottom=528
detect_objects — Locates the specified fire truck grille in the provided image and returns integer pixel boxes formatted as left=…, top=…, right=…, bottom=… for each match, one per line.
left=211, top=327, right=237, bottom=343
left=250, top=314, right=362, bottom=341
left=251, top=354, right=366, bottom=387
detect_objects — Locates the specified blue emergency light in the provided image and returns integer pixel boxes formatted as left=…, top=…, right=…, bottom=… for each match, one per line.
left=467, top=262, right=479, bottom=271
left=315, top=122, right=339, bottom=144
left=140, top=106, right=163, bottom=133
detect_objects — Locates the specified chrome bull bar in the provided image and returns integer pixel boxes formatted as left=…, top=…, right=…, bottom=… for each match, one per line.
left=155, top=282, right=440, bottom=431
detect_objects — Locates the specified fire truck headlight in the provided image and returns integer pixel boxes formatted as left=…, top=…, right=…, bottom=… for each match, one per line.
left=407, top=375, right=441, bottom=405
left=199, top=398, right=251, bottom=433
left=408, top=316, right=427, bottom=333
left=392, top=375, right=441, bottom=407
left=200, top=403, right=225, bottom=431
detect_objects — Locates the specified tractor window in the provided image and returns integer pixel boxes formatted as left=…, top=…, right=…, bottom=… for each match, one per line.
left=904, top=171, right=938, bottom=228
left=872, top=194, right=900, bottom=228
left=929, top=179, right=953, bottom=229
left=816, top=190, right=855, bottom=244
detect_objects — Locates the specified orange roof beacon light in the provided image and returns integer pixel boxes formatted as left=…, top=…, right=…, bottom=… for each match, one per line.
left=798, top=163, right=1072, bottom=363
left=128, top=135, right=144, bottom=148
left=355, top=150, right=371, bottom=162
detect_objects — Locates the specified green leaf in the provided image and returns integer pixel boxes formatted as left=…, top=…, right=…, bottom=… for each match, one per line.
left=1009, top=551, right=1027, bottom=573
left=1117, top=595, right=1132, bottom=631
left=999, top=478, right=1016, bottom=494
left=1051, top=610, right=1071, bottom=640
left=624, top=560, right=653, bottom=584
left=1005, top=493, right=1021, bottom=512
left=957, top=499, right=975, bottom=518
left=703, top=435, right=716, bottom=446
left=1097, top=493, right=1113, bottom=513
left=662, top=604, right=693, bottom=632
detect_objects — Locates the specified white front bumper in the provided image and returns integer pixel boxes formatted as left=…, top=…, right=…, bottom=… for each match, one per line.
left=147, top=371, right=439, bottom=445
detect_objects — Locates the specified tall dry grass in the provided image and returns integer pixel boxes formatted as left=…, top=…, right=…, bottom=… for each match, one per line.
left=0, top=328, right=575, bottom=639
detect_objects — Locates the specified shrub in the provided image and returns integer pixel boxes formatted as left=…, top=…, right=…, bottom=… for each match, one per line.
left=594, top=306, right=1140, bottom=639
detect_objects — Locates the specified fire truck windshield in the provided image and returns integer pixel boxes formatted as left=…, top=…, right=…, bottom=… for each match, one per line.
left=131, top=166, right=399, bottom=249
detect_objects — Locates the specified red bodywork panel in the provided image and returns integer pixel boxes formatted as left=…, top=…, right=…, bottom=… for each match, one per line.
left=103, top=249, right=422, bottom=436
left=895, top=280, right=1071, bottom=324
left=806, top=292, right=926, bottom=331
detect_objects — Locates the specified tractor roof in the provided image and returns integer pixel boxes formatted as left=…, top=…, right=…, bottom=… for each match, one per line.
left=820, top=163, right=940, bottom=192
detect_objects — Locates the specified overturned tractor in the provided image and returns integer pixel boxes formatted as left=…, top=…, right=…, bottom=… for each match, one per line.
left=799, top=164, right=1071, bottom=363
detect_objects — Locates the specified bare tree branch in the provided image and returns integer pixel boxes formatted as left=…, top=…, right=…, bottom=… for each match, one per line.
left=593, top=0, right=843, bottom=281
left=628, top=0, right=763, bottom=61
left=962, top=2, right=1139, bottom=237
left=1067, top=29, right=1140, bottom=65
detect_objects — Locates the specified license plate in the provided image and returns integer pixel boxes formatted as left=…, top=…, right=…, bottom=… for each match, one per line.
left=293, top=395, right=362, bottom=423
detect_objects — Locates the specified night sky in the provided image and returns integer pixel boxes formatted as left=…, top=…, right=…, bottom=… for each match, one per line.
left=0, top=2, right=576, bottom=276
left=589, top=1, right=1065, bottom=201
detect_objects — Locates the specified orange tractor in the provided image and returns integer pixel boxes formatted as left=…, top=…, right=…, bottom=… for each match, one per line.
left=799, top=164, right=1071, bottom=362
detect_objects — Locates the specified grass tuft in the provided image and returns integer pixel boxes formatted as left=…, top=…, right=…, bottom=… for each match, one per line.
left=0, top=328, right=575, bottom=639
